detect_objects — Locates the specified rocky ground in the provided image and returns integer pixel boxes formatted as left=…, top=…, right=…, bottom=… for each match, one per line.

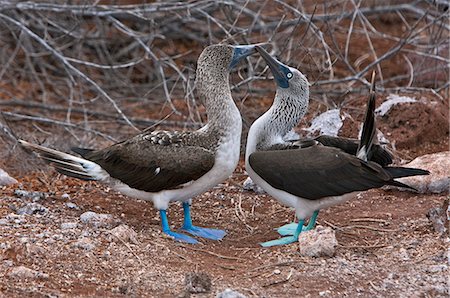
left=0, top=58, right=449, bottom=298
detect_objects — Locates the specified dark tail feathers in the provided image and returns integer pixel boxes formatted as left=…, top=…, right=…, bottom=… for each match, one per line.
left=386, top=166, right=430, bottom=179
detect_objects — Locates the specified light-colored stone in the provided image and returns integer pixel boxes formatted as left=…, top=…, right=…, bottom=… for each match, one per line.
left=298, top=226, right=337, bottom=257
left=397, top=152, right=449, bottom=194
left=108, top=224, right=139, bottom=244
left=72, top=237, right=96, bottom=251
left=304, top=109, right=343, bottom=137
left=375, top=94, right=416, bottom=116
left=66, top=202, right=79, bottom=209
left=8, top=266, right=48, bottom=279
left=242, top=177, right=265, bottom=194
left=80, top=211, right=116, bottom=228
left=185, top=272, right=211, bottom=294
left=14, top=189, right=46, bottom=201
left=216, top=288, right=247, bottom=298
left=60, top=222, right=78, bottom=230
left=17, top=203, right=48, bottom=215
left=0, top=168, right=17, bottom=186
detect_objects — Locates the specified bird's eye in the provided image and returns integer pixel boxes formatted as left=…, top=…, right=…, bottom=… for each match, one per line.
left=287, top=73, right=293, bottom=79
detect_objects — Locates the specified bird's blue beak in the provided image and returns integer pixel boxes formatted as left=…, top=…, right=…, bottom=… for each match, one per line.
left=229, top=45, right=257, bottom=69
left=256, top=45, right=291, bottom=88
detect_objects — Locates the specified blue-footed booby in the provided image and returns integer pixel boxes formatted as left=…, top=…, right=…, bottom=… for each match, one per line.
left=245, top=46, right=430, bottom=247
left=19, top=44, right=258, bottom=244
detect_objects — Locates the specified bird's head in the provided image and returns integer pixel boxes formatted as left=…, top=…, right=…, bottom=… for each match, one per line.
left=256, top=45, right=309, bottom=95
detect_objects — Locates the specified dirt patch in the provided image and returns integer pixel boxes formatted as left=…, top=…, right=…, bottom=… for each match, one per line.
left=0, top=164, right=448, bottom=297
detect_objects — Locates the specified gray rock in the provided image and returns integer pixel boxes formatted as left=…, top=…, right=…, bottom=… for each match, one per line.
left=0, top=168, right=17, bottom=186
left=375, top=94, right=417, bottom=116
left=398, top=151, right=450, bottom=194
left=216, top=289, right=247, bottom=298
left=60, top=222, right=78, bottom=230
left=66, top=202, right=79, bottom=210
left=108, top=224, right=139, bottom=244
left=298, top=226, right=337, bottom=257
left=61, top=193, right=70, bottom=200
left=16, top=203, right=48, bottom=215
left=14, top=189, right=46, bottom=201
left=0, top=218, right=8, bottom=225
left=185, top=272, right=211, bottom=294
left=80, top=211, right=115, bottom=228
left=305, top=109, right=343, bottom=137
left=72, top=238, right=96, bottom=250
left=8, top=265, right=48, bottom=279
left=242, top=177, right=265, bottom=194
left=427, top=199, right=448, bottom=235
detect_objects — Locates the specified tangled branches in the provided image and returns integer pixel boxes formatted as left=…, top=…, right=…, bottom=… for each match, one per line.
left=0, top=0, right=448, bottom=143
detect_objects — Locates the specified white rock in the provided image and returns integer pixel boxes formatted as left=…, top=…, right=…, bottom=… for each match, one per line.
left=60, top=222, right=78, bottom=230
left=305, top=109, right=343, bottom=137
left=397, top=152, right=449, bottom=194
left=0, top=168, right=17, bottom=186
left=66, top=202, right=79, bottom=209
left=108, top=224, right=139, bottom=244
left=216, top=288, right=247, bottom=298
left=61, top=193, right=70, bottom=200
left=72, top=238, right=96, bottom=251
left=375, top=94, right=417, bottom=116
left=14, top=189, right=46, bottom=201
left=298, top=226, right=337, bottom=257
left=80, top=211, right=115, bottom=228
left=16, top=203, right=48, bottom=215
left=8, top=266, right=48, bottom=279
left=242, top=177, right=265, bottom=194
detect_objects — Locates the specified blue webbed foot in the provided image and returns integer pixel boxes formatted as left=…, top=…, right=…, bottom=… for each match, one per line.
left=261, top=220, right=304, bottom=247
left=261, top=236, right=298, bottom=247
left=159, top=209, right=198, bottom=244
left=163, top=230, right=199, bottom=244
left=182, top=226, right=226, bottom=240
left=277, top=222, right=299, bottom=236
left=181, top=202, right=226, bottom=241
left=278, top=211, right=319, bottom=235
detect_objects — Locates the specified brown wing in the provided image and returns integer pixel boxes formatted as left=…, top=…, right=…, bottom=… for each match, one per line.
left=249, top=146, right=403, bottom=200
left=74, top=132, right=215, bottom=193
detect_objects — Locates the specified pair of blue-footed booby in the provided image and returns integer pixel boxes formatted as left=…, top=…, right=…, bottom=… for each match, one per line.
left=19, top=44, right=258, bottom=244
left=246, top=46, right=430, bottom=247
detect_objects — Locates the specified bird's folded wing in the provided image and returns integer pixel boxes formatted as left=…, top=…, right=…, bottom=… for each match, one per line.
left=78, top=140, right=215, bottom=193
left=249, top=146, right=394, bottom=200
left=315, top=135, right=393, bottom=167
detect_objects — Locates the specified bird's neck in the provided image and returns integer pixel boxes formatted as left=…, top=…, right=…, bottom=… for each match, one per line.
left=195, top=67, right=242, bottom=139
left=245, top=91, right=308, bottom=159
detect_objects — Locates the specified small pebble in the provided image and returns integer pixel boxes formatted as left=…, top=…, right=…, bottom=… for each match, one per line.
left=17, top=203, right=48, bottom=215
left=185, top=272, right=211, bottom=294
left=60, top=222, right=78, bottom=230
left=216, top=288, right=247, bottom=298
left=66, top=202, right=79, bottom=210
left=72, top=238, right=96, bottom=251
left=61, top=193, right=70, bottom=200
left=108, top=224, right=139, bottom=244
left=273, top=269, right=281, bottom=275
left=80, top=211, right=116, bottom=228
left=8, top=265, right=48, bottom=279
left=14, top=189, right=46, bottom=201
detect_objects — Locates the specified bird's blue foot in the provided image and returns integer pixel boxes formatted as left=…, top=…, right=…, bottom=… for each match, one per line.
left=182, top=225, right=226, bottom=240
left=181, top=202, right=226, bottom=240
left=277, top=222, right=299, bottom=236
left=261, top=219, right=304, bottom=247
left=261, top=236, right=298, bottom=247
left=163, top=229, right=199, bottom=244
left=159, top=209, right=198, bottom=244
left=277, top=211, right=319, bottom=236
